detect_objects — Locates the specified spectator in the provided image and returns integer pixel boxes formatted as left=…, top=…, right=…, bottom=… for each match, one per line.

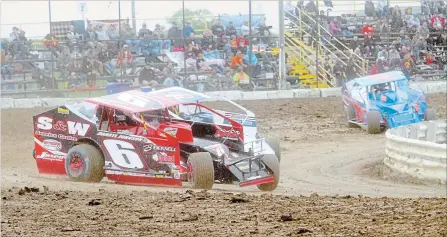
left=240, top=21, right=251, bottom=36
left=107, top=24, right=120, bottom=40
left=9, top=27, right=20, bottom=42
left=376, top=0, right=388, bottom=17
left=84, top=24, right=98, bottom=42
left=232, top=66, right=249, bottom=86
left=258, top=22, right=271, bottom=44
left=333, top=60, right=345, bottom=87
left=365, top=0, right=376, bottom=17
left=140, top=32, right=153, bottom=58
left=183, top=22, right=195, bottom=38
left=167, top=22, right=182, bottom=48
left=66, top=25, right=78, bottom=51
left=377, top=17, right=389, bottom=34
left=418, top=22, right=430, bottom=39
left=231, top=51, right=247, bottom=69
left=98, top=45, right=115, bottom=75
left=201, top=30, right=215, bottom=50
left=163, top=73, right=182, bottom=87
left=211, top=19, right=225, bottom=36
left=67, top=72, right=79, bottom=88
left=138, top=22, right=152, bottom=38
left=153, top=24, right=165, bottom=39
left=96, top=25, right=110, bottom=41
left=345, top=58, right=358, bottom=80
left=377, top=47, right=389, bottom=61
left=116, top=45, right=136, bottom=75
left=305, top=0, right=317, bottom=15
left=431, top=13, right=445, bottom=30
left=406, top=15, right=420, bottom=29
left=360, top=23, right=375, bottom=43
left=122, top=24, right=141, bottom=55
left=329, top=18, right=341, bottom=36
left=225, top=21, right=237, bottom=36
left=163, top=62, right=174, bottom=77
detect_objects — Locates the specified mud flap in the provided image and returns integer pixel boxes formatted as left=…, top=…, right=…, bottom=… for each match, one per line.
left=225, top=155, right=274, bottom=187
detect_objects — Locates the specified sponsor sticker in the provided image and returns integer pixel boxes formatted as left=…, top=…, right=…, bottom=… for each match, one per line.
left=43, top=139, right=62, bottom=151
left=37, top=152, right=65, bottom=160
left=57, top=107, right=69, bottom=115
left=173, top=172, right=180, bottom=179
left=97, top=131, right=147, bottom=143
left=155, top=174, right=164, bottom=178
left=164, top=127, right=178, bottom=137
left=143, top=144, right=176, bottom=152
left=35, top=131, right=78, bottom=141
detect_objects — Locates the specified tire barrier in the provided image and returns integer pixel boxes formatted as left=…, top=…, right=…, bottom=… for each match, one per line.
left=384, top=120, right=447, bottom=184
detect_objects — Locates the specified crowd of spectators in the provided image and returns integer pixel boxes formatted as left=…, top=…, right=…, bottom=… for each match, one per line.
left=1, top=17, right=276, bottom=92
left=2, top=1, right=446, bottom=92
left=286, top=0, right=447, bottom=85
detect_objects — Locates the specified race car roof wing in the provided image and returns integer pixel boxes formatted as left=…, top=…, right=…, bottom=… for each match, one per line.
left=347, top=71, right=407, bottom=88
left=85, top=90, right=175, bottom=113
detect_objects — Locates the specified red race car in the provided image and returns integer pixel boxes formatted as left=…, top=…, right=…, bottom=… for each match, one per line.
left=32, top=87, right=280, bottom=191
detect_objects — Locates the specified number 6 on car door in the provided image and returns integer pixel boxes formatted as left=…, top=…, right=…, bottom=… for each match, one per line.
left=103, top=139, right=144, bottom=169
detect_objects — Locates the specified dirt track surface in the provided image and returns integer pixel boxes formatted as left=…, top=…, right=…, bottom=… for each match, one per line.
left=2, top=93, right=447, bottom=236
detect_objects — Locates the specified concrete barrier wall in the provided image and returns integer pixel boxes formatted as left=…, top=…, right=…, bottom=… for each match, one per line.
left=1, top=81, right=445, bottom=109
left=384, top=120, right=447, bottom=184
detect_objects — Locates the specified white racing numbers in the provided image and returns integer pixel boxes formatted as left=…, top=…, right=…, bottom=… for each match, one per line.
left=103, top=140, right=144, bottom=169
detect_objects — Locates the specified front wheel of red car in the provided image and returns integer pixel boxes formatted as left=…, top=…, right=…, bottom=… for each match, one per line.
left=65, top=144, right=104, bottom=182
left=366, top=111, right=381, bottom=134
left=258, top=154, right=280, bottom=192
left=424, top=108, right=437, bottom=121
left=187, top=152, right=215, bottom=190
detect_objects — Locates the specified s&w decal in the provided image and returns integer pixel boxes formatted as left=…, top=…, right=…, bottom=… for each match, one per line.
left=36, top=117, right=91, bottom=136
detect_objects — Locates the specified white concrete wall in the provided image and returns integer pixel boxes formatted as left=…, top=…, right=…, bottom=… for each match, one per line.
left=384, top=120, right=447, bottom=184
left=1, top=81, right=445, bottom=109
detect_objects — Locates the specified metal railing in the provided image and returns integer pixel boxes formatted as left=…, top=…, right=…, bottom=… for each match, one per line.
left=285, top=9, right=368, bottom=75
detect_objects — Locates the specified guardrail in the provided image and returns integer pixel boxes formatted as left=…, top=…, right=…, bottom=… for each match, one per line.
left=384, top=120, right=447, bottom=184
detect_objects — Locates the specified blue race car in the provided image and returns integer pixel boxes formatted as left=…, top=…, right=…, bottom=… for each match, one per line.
left=341, top=71, right=437, bottom=134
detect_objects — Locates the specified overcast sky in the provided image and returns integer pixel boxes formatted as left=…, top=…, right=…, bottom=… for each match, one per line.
left=0, top=0, right=422, bottom=38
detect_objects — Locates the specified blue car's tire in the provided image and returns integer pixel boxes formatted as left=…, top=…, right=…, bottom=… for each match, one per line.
left=345, top=104, right=357, bottom=128
left=367, top=111, right=381, bottom=134
left=424, top=108, right=437, bottom=121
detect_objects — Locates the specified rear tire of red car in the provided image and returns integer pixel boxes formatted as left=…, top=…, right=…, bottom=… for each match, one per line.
left=187, top=152, right=215, bottom=190
left=265, top=137, right=281, bottom=162
left=65, top=144, right=105, bottom=182
left=345, top=104, right=357, bottom=128
left=424, top=108, right=437, bottom=121
left=257, top=154, right=280, bottom=192
left=366, top=111, right=381, bottom=134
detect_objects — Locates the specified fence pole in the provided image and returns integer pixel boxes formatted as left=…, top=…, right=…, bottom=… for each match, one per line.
left=315, top=0, right=320, bottom=88
left=278, top=0, right=286, bottom=90
left=131, top=0, right=137, bottom=35
left=118, top=0, right=123, bottom=82
left=182, top=0, right=186, bottom=81
left=248, top=0, right=252, bottom=66
left=49, top=0, right=55, bottom=92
